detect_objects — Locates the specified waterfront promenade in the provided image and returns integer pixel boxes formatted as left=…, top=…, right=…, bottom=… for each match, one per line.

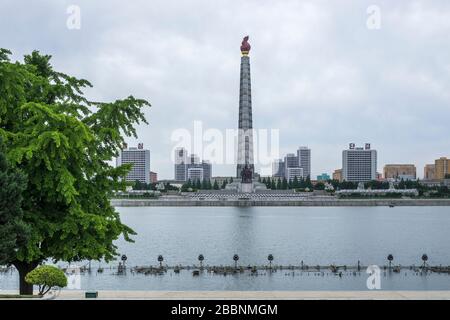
left=2, top=290, right=450, bottom=300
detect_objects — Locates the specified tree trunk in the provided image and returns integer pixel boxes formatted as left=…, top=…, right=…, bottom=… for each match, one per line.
left=13, top=261, right=38, bottom=295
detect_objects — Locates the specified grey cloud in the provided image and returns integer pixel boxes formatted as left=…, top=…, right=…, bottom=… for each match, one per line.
left=1, top=0, right=449, bottom=178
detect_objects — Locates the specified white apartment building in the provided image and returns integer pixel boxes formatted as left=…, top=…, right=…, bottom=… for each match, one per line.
left=342, top=143, right=377, bottom=182
left=116, top=143, right=151, bottom=184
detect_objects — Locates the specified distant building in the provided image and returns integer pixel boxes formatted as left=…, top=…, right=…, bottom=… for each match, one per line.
left=174, top=147, right=189, bottom=181
left=435, top=157, right=450, bottom=180
left=187, top=167, right=204, bottom=182
left=286, top=167, right=304, bottom=182
left=333, top=169, right=343, bottom=182
left=116, top=143, right=150, bottom=184
left=424, top=164, right=436, bottom=180
left=342, top=143, right=377, bottom=182
left=272, top=159, right=285, bottom=178
left=173, top=148, right=212, bottom=182
left=317, top=173, right=330, bottom=181
left=297, top=147, right=311, bottom=178
left=284, top=153, right=302, bottom=180
left=383, top=164, right=416, bottom=181
left=284, top=153, right=298, bottom=170
left=150, top=171, right=158, bottom=183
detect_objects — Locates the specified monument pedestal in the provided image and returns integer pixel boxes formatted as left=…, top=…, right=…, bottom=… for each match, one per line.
left=239, top=182, right=253, bottom=193
left=225, top=180, right=267, bottom=193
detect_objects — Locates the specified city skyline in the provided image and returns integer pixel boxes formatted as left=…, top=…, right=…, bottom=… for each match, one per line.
left=3, top=1, right=450, bottom=179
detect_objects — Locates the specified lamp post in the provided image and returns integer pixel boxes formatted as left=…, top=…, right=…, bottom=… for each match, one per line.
left=421, top=254, right=428, bottom=268
left=121, top=254, right=127, bottom=269
left=233, top=254, right=239, bottom=270
left=198, top=254, right=204, bottom=269
left=268, top=254, right=274, bottom=270
left=387, top=254, right=394, bottom=269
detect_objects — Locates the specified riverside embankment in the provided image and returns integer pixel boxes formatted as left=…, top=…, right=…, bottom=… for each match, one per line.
left=111, top=198, right=450, bottom=207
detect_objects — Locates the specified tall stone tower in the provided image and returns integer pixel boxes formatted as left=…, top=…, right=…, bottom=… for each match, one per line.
left=236, top=36, right=255, bottom=178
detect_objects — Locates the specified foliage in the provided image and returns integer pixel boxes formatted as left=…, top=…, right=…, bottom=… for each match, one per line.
left=0, top=138, right=29, bottom=265
left=0, top=48, right=150, bottom=293
left=25, top=265, right=67, bottom=295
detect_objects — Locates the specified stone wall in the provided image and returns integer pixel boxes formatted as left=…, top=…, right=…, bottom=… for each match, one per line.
left=111, top=199, right=450, bottom=207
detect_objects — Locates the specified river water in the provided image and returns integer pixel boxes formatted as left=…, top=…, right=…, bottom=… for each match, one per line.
left=1, top=206, right=450, bottom=291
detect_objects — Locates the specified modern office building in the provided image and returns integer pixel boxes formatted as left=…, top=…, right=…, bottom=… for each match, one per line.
left=174, top=148, right=212, bottom=182
left=174, top=147, right=189, bottom=181
left=435, top=157, right=450, bottom=180
left=286, top=167, right=304, bottom=182
left=187, top=167, right=204, bottom=182
left=317, top=173, right=331, bottom=181
left=342, top=143, right=377, bottom=182
left=284, top=153, right=298, bottom=169
left=272, top=148, right=311, bottom=180
left=424, top=164, right=436, bottom=180
left=383, top=164, right=416, bottom=181
left=116, top=143, right=150, bottom=184
left=297, top=147, right=311, bottom=178
left=272, top=159, right=285, bottom=178
left=333, top=169, right=343, bottom=182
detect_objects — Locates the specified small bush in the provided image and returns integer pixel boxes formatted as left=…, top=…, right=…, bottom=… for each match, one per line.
left=25, top=265, right=67, bottom=296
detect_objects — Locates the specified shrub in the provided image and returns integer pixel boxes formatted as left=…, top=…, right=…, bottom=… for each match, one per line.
left=25, top=265, right=67, bottom=296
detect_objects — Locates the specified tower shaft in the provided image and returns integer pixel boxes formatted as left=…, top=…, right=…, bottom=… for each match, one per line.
left=236, top=55, right=255, bottom=178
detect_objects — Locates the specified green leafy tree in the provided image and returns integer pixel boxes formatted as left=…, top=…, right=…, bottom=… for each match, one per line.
left=221, top=179, right=227, bottom=189
left=25, top=265, right=67, bottom=296
left=271, top=179, right=276, bottom=190
left=282, top=177, right=288, bottom=190
left=305, top=176, right=313, bottom=189
left=314, top=182, right=326, bottom=190
left=134, top=180, right=143, bottom=190
left=0, top=138, right=30, bottom=271
left=213, top=180, right=219, bottom=190
left=276, top=178, right=282, bottom=190
left=0, top=49, right=150, bottom=294
left=292, top=176, right=299, bottom=189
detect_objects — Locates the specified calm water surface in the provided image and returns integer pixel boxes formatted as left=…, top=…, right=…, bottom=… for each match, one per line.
left=1, top=206, right=450, bottom=291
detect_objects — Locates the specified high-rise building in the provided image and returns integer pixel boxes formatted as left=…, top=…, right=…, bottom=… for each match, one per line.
left=342, top=143, right=377, bottom=182
left=173, top=148, right=212, bottom=182
left=187, top=167, right=204, bottom=182
left=174, top=147, right=188, bottom=181
left=286, top=167, right=303, bottom=182
left=284, top=153, right=298, bottom=169
left=424, top=164, right=436, bottom=180
left=272, top=159, right=285, bottom=178
left=116, top=143, right=150, bottom=184
left=236, top=36, right=255, bottom=178
left=383, top=164, right=416, bottom=181
left=435, top=157, right=450, bottom=180
left=297, top=147, right=311, bottom=178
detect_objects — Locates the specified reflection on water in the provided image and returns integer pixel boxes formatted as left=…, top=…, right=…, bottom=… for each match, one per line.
left=1, top=206, right=450, bottom=291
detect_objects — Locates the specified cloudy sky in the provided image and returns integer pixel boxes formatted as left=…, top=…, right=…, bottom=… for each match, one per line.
left=1, top=0, right=450, bottom=179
